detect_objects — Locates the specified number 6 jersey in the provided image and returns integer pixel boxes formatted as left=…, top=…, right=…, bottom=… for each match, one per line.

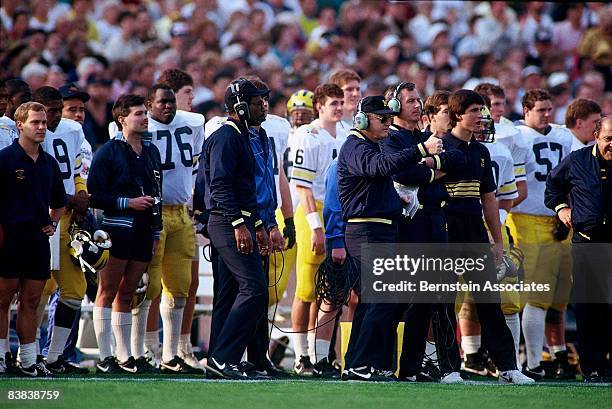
left=512, top=124, right=573, bottom=216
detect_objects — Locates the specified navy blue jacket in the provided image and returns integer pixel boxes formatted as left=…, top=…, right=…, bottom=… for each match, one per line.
left=197, top=119, right=261, bottom=228
left=381, top=125, right=464, bottom=208
left=87, top=134, right=163, bottom=235
left=337, top=130, right=427, bottom=221
left=0, top=140, right=66, bottom=227
left=441, top=133, right=496, bottom=217
left=545, top=144, right=611, bottom=237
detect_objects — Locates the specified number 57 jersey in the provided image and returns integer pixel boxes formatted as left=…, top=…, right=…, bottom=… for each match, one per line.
left=109, top=110, right=205, bottom=205
left=512, top=124, right=573, bottom=217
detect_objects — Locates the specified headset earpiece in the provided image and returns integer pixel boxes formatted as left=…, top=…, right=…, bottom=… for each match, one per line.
left=353, top=99, right=368, bottom=130
left=387, top=82, right=405, bottom=114
left=231, top=80, right=250, bottom=124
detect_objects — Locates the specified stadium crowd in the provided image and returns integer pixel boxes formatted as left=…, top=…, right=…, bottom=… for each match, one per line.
left=0, top=0, right=610, bottom=384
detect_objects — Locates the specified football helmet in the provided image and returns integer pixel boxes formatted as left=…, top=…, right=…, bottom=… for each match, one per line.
left=286, top=89, right=314, bottom=113
left=476, top=106, right=495, bottom=143
left=69, top=225, right=112, bottom=301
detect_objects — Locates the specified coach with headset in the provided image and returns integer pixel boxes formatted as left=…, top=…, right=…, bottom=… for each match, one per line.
left=196, top=78, right=271, bottom=379
left=381, top=83, right=465, bottom=381
left=338, top=95, right=442, bottom=381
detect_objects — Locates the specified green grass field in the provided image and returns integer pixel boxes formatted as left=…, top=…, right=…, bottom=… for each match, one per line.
left=0, top=377, right=609, bottom=409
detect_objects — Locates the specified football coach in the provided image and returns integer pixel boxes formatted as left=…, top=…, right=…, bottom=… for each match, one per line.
left=545, top=116, right=612, bottom=383
left=337, top=95, right=442, bottom=381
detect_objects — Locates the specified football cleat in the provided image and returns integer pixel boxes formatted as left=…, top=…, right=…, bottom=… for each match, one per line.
left=117, top=356, right=138, bottom=373
left=400, top=371, right=438, bottom=382
left=441, top=371, right=465, bottom=384
left=45, top=356, right=89, bottom=374
left=462, top=352, right=488, bottom=377
left=178, top=342, right=205, bottom=370
left=161, top=356, right=205, bottom=375
left=18, top=362, right=52, bottom=377
left=237, top=361, right=272, bottom=380
left=144, top=344, right=162, bottom=368
left=96, top=356, right=125, bottom=374
left=342, top=366, right=395, bottom=382
left=553, top=350, right=578, bottom=380
left=499, top=370, right=536, bottom=384
left=293, top=355, right=314, bottom=376
left=313, top=357, right=341, bottom=379
left=522, top=365, right=545, bottom=381
left=205, top=357, right=247, bottom=380
left=134, top=356, right=159, bottom=373
left=583, top=371, right=608, bottom=383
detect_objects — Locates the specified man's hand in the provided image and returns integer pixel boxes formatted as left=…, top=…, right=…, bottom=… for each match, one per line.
left=421, top=156, right=435, bottom=168
left=282, top=217, right=296, bottom=249
left=558, top=207, right=572, bottom=228
left=256, top=226, right=271, bottom=256
left=424, top=135, right=443, bottom=155
left=492, top=242, right=503, bottom=267
left=129, top=196, right=155, bottom=211
left=269, top=226, right=285, bottom=251
left=70, top=190, right=90, bottom=213
left=42, top=224, right=56, bottom=236
left=311, top=228, right=325, bottom=255
left=331, top=247, right=347, bottom=265
left=434, top=170, right=446, bottom=180
left=234, top=225, right=253, bottom=254
left=152, top=239, right=159, bottom=256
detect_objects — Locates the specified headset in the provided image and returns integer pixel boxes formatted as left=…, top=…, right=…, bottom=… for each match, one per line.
left=387, top=82, right=422, bottom=114
left=354, top=98, right=368, bottom=130
left=229, top=78, right=250, bottom=125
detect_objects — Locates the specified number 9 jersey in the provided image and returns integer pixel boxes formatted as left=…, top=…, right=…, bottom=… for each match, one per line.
left=42, top=118, right=85, bottom=196
left=512, top=124, right=573, bottom=216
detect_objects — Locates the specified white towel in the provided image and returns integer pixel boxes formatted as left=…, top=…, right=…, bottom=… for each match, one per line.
left=49, top=220, right=61, bottom=270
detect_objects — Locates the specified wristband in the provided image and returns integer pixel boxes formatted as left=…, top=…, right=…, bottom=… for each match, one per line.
left=499, top=209, right=508, bottom=225
left=305, top=212, right=322, bottom=230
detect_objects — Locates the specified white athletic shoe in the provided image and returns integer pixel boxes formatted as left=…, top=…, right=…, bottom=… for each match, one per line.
left=179, top=342, right=204, bottom=370
left=499, top=370, right=536, bottom=385
left=441, top=371, right=465, bottom=384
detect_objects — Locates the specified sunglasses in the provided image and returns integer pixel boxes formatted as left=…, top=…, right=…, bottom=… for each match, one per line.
left=371, top=114, right=393, bottom=124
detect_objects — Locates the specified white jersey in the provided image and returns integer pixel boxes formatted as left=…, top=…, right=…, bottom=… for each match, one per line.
left=484, top=141, right=518, bottom=201
left=42, top=118, right=84, bottom=196
left=204, top=115, right=291, bottom=206
left=109, top=110, right=205, bottom=205
left=0, top=116, right=17, bottom=133
left=80, top=138, right=93, bottom=179
left=512, top=124, right=573, bottom=216
left=570, top=132, right=594, bottom=152
left=494, top=118, right=533, bottom=183
left=0, top=124, right=17, bottom=150
left=289, top=120, right=347, bottom=207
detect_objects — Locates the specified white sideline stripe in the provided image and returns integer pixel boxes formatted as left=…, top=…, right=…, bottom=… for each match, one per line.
left=8, top=378, right=612, bottom=387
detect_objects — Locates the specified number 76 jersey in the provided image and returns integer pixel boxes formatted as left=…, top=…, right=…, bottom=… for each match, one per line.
left=109, top=110, right=205, bottom=205
left=512, top=124, right=573, bottom=217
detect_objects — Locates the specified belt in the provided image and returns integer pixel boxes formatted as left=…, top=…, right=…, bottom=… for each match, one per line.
left=210, top=209, right=252, bottom=217
left=418, top=201, right=446, bottom=210
left=163, top=204, right=187, bottom=211
left=347, top=217, right=393, bottom=225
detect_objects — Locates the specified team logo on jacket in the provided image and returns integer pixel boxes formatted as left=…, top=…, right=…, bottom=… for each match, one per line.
left=15, top=169, right=25, bottom=180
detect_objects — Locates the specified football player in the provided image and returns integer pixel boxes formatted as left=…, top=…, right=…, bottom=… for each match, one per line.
left=31, top=87, right=90, bottom=374
left=565, top=99, right=602, bottom=152
left=289, top=83, right=348, bottom=375
left=474, top=84, right=531, bottom=208
left=329, top=69, right=361, bottom=133
left=284, top=89, right=315, bottom=181
left=0, top=124, right=17, bottom=150
left=111, top=84, right=205, bottom=373
left=156, top=68, right=202, bottom=370
left=506, top=89, right=574, bottom=380
left=0, top=79, right=32, bottom=133
left=459, top=97, right=521, bottom=376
